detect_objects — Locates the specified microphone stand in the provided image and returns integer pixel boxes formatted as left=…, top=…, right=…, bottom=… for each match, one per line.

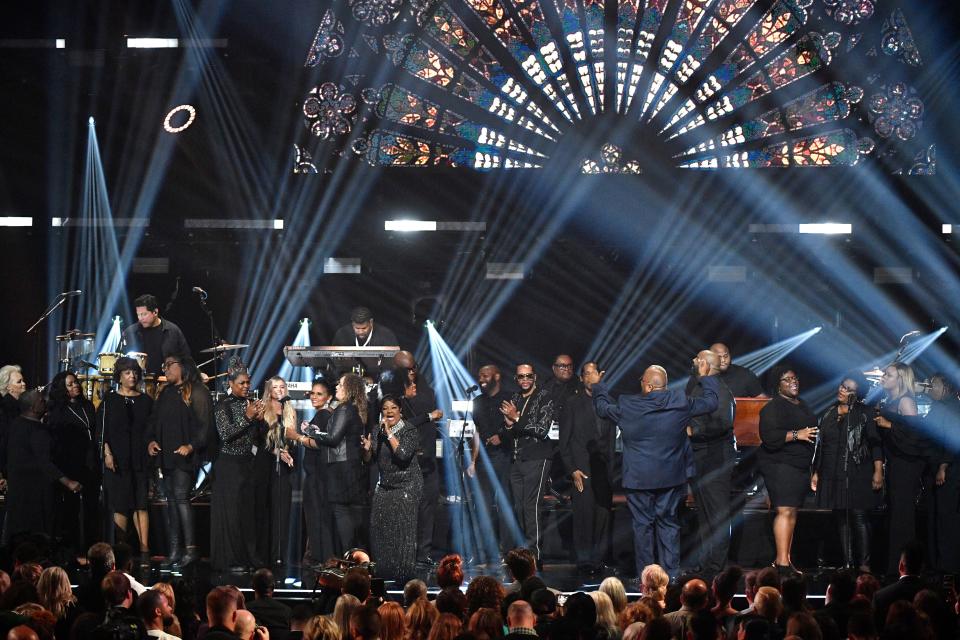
left=453, top=394, right=480, bottom=565
left=196, top=292, right=223, bottom=383
left=27, top=292, right=72, bottom=379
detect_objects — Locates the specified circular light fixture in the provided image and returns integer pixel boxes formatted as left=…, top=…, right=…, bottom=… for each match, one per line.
left=163, top=104, right=197, bottom=133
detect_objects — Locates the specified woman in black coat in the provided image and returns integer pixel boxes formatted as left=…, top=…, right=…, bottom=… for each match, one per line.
left=46, top=369, right=100, bottom=553
left=811, top=371, right=883, bottom=572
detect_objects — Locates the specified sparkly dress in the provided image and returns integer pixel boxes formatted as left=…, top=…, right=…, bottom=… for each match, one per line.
left=370, top=419, right=423, bottom=580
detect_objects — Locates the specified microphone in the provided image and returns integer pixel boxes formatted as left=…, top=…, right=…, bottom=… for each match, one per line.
left=464, top=384, right=479, bottom=394
left=192, top=286, right=208, bottom=298
left=278, top=395, right=291, bottom=404
left=60, top=290, right=82, bottom=297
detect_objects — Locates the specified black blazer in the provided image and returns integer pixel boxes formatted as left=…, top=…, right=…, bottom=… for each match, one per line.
left=873, top=575, right=925, bottom=627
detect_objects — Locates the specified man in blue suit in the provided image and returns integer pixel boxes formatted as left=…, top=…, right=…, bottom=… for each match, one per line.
left=593, top=355, right=719, bottom=579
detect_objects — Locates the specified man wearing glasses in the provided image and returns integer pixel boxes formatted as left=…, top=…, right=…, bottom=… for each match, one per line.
left=501, top=364, right=555, bottom=565
left=543, top=354, right=581, bottom=418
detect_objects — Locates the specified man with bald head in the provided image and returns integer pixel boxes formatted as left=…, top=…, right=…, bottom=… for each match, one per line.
left=710, top=343, right=763, bottom=398
left=593, top=358, right=719, bottom=579
left=471, top=364, right=514, bottom=561
left=664, top=578, right=710, bottom=639
left=686, top=350, right=736, bottom=577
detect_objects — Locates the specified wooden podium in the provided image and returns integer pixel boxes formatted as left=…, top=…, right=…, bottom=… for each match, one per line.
left=732, top=397, right=770, bottom=447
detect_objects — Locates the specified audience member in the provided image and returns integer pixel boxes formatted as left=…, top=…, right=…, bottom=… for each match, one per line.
left=504, top=601, right=537, bottom=640
left=688, top=610, right=719, bottom=640
left=530, top=589, right=558, bottom=637
left=404, top=580, right=428, bottom=608
left=343, top=570, right=372, bottom=604
left=378, top=602, right=406, bottom=640
left=639, top=617, right=672, bottom=640
left=873, top=543, right=925, bottom=628
left=235, top=610, right=260, bottom=640
left=664, top=579, right=709, bottom=639
left=466, top=577, right=505, bottom=617
left=591, top=592, right=620, bottom=639
left=137, top=588, right=178, bottom=640
left=428, top=613, right=463, bottom=640
left=288, top=604, right=313, bottom=640
left=407, top=599, right=440, bottom=640
left=469, top=608, right=505, bottom=640
left=784, top=613, right=821, bottom=640
left=640, top=566, right=669, bottom=612
left=247, top=568, right=292, bottom=640
left=846, top=612, right=877, bottom=640
left=35, top=566, right=79, bottom=640
left=302, top=615, right=341, bottom=640
left=711, top=567, right=744, bottom=628
left=335, top=596, right=363, bottom=640
left=505, top=550, right=537, bottom=595
left=437, top=555, right=466, bottom=589
left=437, top=587, right=468, bottom=621
left=205, top=586, right=241, bottom=640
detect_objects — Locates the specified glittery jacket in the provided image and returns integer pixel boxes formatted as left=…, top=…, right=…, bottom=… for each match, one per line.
left=214, top=395, right=258, bottom=457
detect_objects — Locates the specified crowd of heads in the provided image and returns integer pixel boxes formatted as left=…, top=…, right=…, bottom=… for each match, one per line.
left=0, top=536, right=957, bottom=640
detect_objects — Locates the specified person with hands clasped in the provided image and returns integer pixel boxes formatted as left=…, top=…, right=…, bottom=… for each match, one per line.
left=758, top=365, right=817, bottom=578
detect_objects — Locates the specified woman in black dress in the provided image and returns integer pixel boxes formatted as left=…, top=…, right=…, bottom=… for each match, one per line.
left=46, top=369, right=100, bottom=553
left=758, top=365, right=818, bottom=576
left=309, top=373, right=369, bottom=553
left=362, top=394, right=423, bottom=580
left=285, top=378, right=336, bottom=567
left=811, top=371, right=882, bottom=572
left=874, top=361, right=925, bottom=574
left=258, top=375, right=299, bottom=568
left=99, top=357, right=154, bottom=554
left=211, top=367, right=264, bottom=570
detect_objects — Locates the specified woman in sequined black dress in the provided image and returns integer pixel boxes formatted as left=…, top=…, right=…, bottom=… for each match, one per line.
left=211, top=368, right=265, bottom=570
left=363, top=395, right=422, bottom=580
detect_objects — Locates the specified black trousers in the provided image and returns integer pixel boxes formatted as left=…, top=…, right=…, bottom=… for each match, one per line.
left=478, top=450, right=513, bottom=558
left=303, top=470, right=336, bottom=565
left=570, top=475, right=611, bottom=566
left=690, top=441, right=734, bottom=575
left=270, top=467, right=298, bottom=566
left=160, top=467, right=196, bottom=550
left=885, top=454, right=924, bottom=573
left=510, top=458, right=551, bottom=560
left=416, top=461, right=440, bottom=562
left=926, top=470, right=960, bottom=573
left=836, top=508, right=871, bottom=569
left=333, top=503, right=367, bottom=553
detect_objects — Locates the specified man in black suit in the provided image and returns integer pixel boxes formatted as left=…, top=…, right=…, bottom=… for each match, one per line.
left=710, top=343, right=763, bottom=398
left=504, top=600, right=538, bottom=640
left=873, top=542, right=925, bottom=629
left=471, top=364, right=514, bottom=561
left=205, top=586, right=241, bottom=640
left=247, top=568, right=291, bottom=640
left=559, top=361, right=615, bottom=573
left=593, top=356, right=718, bottom=579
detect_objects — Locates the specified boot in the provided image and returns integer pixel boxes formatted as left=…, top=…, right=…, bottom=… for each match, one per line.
left=178, top=501, right=197, bottom=565
left=167, top=530, right=183, bottom=565
left=852, top=509, right=871, bottom=572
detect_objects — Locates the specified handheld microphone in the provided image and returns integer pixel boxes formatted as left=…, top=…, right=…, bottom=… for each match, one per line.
left=464, top=384, right=479, bottom=394
left=60, top=290, right=82, bottom=297
left=192, top=286, right=208, bottom=298
left=278, top=395, right=291, bottom=404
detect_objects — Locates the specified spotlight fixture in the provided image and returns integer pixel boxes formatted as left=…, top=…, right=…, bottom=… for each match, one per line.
left=943, top=224, right=952, bottom=234
left=0, top=217, right=32, bottom=227
left=163, top=104, right=197, bottom=133
left=385, top=220, right=437, bottom=232
left=127, top=37, right=179, bottom=48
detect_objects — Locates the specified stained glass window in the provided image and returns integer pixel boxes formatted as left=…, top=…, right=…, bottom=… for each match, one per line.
left=296, top=0, right=933, bottom=173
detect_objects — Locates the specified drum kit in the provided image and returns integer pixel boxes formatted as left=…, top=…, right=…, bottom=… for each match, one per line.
left=55, top=330, right=249, bottom=407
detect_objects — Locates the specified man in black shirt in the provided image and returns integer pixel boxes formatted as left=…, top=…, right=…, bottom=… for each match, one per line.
left=121, top=294, right=191, bottom=376
left=501, top=364, right=555, bottom=564
left=710, top=343, right=763, bottom=398
left=470, top=364, right=514, bottom=561
left=542, top=354, right=581, bottom=420
left=332, top=307, right=399, bottom=377
left=686, top=350, right=736, bottom=577
left=559, top=361, right=615, bottom=573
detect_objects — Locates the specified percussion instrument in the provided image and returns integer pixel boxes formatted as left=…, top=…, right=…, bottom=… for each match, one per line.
left=97, top=352, right=123, bottom=375
left=55, top=331, right=96, bottom=366
left=126, top=351, right=148, bottom=373
left=78, top=374, right=112, bottom=408
left=199, top=343, right=249, bottom=354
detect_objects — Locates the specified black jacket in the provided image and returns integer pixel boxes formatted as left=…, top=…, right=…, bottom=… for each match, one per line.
left=145, top=383, right=212, bottom=471
left=559, top=392, right=615, bottom=476
left=121, top=318, right=190, bottom=374
left=506, top=387, right=555, bottom=461
left=687, top=376, right=735, bottom=448
left=310, top=403, right=364, bottom=463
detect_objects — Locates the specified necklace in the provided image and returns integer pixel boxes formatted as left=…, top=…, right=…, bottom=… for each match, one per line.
left=68, top=403, right=92, bottom=439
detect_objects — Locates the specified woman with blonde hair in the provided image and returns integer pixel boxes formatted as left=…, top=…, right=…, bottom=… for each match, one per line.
left=380, top=601, right=408, bottom=640
left=876, top=361, right=926, bottom=574
left=640, top=564, right=669, bottom=611
left=36, top=566, right=78, bottom=639
left=305, top=614, right=343, bottom=640
left=407, top=597, right=440, bottom=640
left=591, top=591, right=621, bottom=639
left=254, top=375, right=299, bottom=566
left=600, top=577, right=628, bottom=615
left=334, top=594, right=361, bottom=638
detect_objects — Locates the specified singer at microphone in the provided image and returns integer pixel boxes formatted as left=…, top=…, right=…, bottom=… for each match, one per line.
left=120, top=293, right=192, bottom=376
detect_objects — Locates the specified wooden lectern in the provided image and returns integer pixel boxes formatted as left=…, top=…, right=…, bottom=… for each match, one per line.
left=732, top=397, right=770, bottom=447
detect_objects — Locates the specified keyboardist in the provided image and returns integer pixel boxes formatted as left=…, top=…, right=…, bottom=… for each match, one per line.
left=331, top=306, right=401, bottom=377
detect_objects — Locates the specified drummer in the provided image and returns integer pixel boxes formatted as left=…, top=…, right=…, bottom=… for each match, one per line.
left=121, top=294, right=191, bottom=375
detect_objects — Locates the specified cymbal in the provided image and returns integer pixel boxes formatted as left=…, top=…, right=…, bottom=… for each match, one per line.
left=199, top=343, right=248, bottom=354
